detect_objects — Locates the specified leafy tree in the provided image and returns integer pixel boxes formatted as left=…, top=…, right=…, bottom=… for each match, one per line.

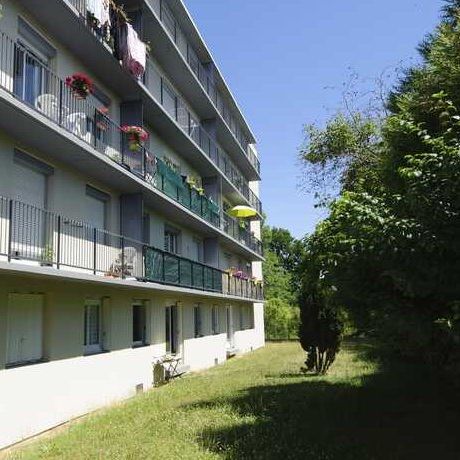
left=299, top=0, right=460, bottom=373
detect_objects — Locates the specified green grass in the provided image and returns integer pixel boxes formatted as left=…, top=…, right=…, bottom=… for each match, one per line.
left=7, top=341, right=460, bottom=460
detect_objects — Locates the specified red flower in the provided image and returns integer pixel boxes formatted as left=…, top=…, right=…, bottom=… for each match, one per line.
left=65, top=72, right=94, bottom=97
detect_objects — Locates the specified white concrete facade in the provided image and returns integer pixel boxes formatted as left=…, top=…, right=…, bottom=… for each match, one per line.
left=0, top=0, right=264, bottom=449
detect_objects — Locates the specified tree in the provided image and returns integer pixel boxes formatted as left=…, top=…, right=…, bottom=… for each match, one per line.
left=299, top=288, right=343, bottom=375
left=298, top=0, right=460, bottom=373
left=262, top=224, right=303, bottom=340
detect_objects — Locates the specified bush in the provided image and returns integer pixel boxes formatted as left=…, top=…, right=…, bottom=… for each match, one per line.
left=265, top=298, right=299, bottom=340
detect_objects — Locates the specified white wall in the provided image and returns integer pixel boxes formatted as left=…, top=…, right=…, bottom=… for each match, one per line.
left=0, top=346, right=157, bottom=449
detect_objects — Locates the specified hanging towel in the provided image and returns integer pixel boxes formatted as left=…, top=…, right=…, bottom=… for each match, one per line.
left=123, top=23, right=146, bottom=79
left=92, top=0, right=110, bottom=28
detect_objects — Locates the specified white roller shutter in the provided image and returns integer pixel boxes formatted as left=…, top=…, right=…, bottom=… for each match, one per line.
left=7, top=294, right=44, bottom=365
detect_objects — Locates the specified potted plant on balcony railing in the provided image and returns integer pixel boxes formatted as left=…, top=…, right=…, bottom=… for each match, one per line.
left=186, top=176, right=205, bottom=196
left=65, top=72, right=94, bottom=99
left=40, top=245, right=54, bottom=267
left=120, top=125, right=149, bottom=151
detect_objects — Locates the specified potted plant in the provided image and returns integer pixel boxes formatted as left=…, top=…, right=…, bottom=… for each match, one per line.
left=120, top=125, right=149, bottom=151
left=65, top=72, right=94, bottom=99
left=40, top=245, right=54, bottom=267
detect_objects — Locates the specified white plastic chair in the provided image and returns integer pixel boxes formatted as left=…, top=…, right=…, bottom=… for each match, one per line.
left=65, top=112, right=88, bottom=138
left=35, top=93, right=67, bottom=122
left=108, top=246, right=138, bottom=278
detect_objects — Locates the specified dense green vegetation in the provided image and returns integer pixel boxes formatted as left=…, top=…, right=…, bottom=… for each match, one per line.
left=262, top=226, right=302, bottom=340
left=299, top=0, right=460, bottom=375
left=8, top=341, right=460, bottom=460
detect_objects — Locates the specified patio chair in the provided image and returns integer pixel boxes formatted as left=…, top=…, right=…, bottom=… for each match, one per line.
left=65, top=112, right=88, bottom=139
left=35, top=93, right=67, bottom=122
left=107, top=246, right=138, bottom=278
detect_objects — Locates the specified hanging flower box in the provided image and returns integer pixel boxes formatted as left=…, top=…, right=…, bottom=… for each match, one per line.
left=120, top=125, right=149, bottom=151
left=65, top=72, right=94, bottom=99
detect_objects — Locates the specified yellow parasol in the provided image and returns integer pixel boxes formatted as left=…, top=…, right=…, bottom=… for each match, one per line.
left=228, top=205, right=258, bottom=218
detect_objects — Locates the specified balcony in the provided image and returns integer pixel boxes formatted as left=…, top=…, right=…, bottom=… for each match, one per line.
left=0, top=196, right=264, bottom=301
left=0, top=30, right=263, bottom=256
left=152, top=0, right=261, bottom=175
left=144, top=60, right=263, bottom=216
left=59, top=0, right=260, bottom=178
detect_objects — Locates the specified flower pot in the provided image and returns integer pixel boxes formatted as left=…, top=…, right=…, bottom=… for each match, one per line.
left=128, top=141, right=141, bottom=152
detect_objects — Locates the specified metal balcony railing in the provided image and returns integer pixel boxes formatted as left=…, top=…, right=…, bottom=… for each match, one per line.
left=0, top=30, right=263, bottom=255
left=0, top=196, right=264, bottom=300
left=156, top=0, right=261, bottom=175
left=66, top=0, right=261, bottom=176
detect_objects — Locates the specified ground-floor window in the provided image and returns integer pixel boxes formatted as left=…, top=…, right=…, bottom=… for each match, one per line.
left=239, top=305, right=254, bottom=331
left=133, top=304, right=147, bottom=346
left=84, top=300, right=102, bottom=354
left=165, top=305, right=178, bottom=354
left=211, top=306, right=219, bottom=335
left=194, top=304, right=203, bottom=338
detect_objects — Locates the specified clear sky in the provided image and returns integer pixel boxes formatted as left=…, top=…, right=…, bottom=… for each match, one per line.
left=185, top=0, right=443, bottom=238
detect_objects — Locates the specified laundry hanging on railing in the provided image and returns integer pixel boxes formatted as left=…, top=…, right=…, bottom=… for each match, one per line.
left=119, top=23, right=146, bottom=79
left=87, top=0, right=111, bottom=41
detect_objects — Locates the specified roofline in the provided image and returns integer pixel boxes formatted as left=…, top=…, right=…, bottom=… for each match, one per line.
left=170, top=0, right=258, bottom=145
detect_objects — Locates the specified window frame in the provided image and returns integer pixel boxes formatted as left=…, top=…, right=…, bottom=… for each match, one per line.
left=132, top=303, right=148, bottom=347
left=211, top=305, right=219, bottom=335
left=84, top=300, right=102, bottom=355
left=194, top=304, right=203, bottom=338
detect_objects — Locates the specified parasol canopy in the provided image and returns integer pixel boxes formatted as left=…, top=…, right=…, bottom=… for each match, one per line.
left=228, top=205, right=258, bottom=218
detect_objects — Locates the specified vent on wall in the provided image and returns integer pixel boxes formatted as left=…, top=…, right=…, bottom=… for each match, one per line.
left=135, top=383, right=144, bottom=394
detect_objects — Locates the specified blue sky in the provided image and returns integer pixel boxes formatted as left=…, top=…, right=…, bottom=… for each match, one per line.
left=185, top=0, right=443, bottom=238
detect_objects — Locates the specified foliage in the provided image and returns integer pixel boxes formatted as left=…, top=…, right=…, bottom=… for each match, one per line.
left=298, top=278, right=343, bottom=375
left=299, top=1, right=460, bottom=374
left=264, top=298, right=299, bottom=340
left=262, top=225, right=302, bottom=339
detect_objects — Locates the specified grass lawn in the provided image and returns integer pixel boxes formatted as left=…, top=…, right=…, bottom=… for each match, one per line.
left=6, top=341, right=460, bottom=460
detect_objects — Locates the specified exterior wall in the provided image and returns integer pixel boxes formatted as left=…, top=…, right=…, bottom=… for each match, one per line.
left=1, top=0, right=121, bottom=123
left=0, top=273, right=262, bottom=448
left=0, top=0, right=264, bottom=449
left=0, top=131, right=120, bottom=231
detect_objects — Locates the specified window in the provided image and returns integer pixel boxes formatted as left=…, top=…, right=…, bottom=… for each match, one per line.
left=192, top=238, right=203, bottom=263
left=86, top=185, right=109, bottom=229
left=84, top=300, right=102, bottom=354
left=11, top=151, right=51, bottom=258
left=164, top=228, right=180, bottom=254
left=133, top=304, right=147, bottom=346
left=211, top=306, right=219, bottom=335
left=165, top=305, right=178, bottom=354
left=194, top=304, right=203, bottom=338
left=162, top=82, right=177, bottom=120
left=14, top=18, right=55, bottom=107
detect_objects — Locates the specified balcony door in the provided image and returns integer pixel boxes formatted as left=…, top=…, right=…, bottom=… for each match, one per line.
left=7, top=294, right=44, bottom=365
left=226, top=306, right=234, bottom=348
left=14, top=19, right=55, bottom=110
left=11, top=155, right=48, bottom=259
left=165, top=305, right=180, bottom=355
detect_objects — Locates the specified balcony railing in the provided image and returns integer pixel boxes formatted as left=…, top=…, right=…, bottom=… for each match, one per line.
left=155, top=0, right=261, bottom=175
left=66, top=0, right=260, bottom=176
left=0, top=197, right=264, bottom=300
left=223, top=213, right=264, bottom=256
left=0, top=30, right=263, bottom=255
left=145, top=60, right=263, bottom=215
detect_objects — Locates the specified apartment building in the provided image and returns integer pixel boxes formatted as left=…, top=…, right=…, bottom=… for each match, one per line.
left=0, top=0, right=264, bottom=448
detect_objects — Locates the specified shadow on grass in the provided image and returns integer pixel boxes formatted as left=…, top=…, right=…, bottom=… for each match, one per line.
left=189, top=343, right=460, bottom=460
